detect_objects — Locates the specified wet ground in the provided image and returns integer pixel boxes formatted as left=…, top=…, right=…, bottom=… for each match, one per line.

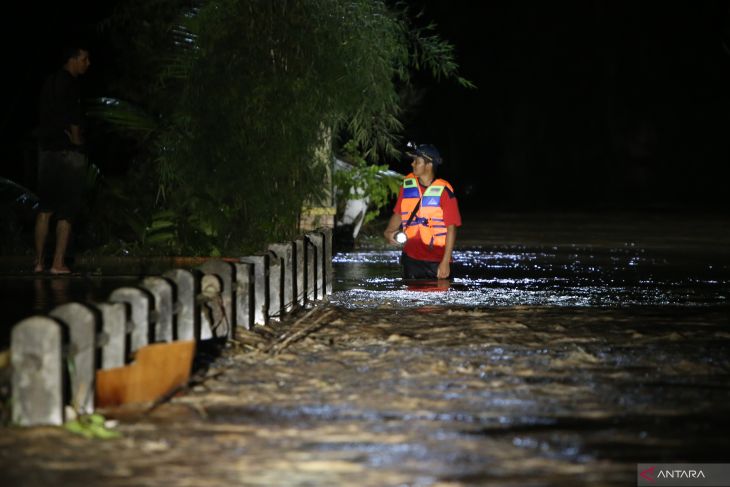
left=1, top=212, right=729, bottom=486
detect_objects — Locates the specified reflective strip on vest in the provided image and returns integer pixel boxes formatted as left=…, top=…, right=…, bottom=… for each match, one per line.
left=402, top=177, right=420, bottom=199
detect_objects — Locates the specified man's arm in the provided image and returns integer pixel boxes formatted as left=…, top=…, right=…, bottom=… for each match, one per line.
left=383, top=212, right=402, bottom=245
left=437, top=224, right=456, bottom=279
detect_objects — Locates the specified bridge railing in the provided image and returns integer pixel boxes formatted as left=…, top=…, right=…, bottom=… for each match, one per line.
left=9, top=228, right=333, bottom=426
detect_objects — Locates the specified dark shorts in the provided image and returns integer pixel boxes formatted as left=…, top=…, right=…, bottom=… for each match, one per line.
left=37, top=150, right=87, bottom=221
left=401, top=252, right=441, bottom=279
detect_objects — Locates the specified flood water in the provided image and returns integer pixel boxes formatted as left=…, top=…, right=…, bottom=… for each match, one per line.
left=1, top=212, right=729, bottom=486
left=332, top=245, right=729, bottom=307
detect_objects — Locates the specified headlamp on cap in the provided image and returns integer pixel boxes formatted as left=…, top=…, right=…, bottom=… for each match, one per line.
left=405, top=142, right=442, bottom=166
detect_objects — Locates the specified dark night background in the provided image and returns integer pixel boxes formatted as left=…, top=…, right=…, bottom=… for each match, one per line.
left=3, top=1, right=730, bottom=214
left=407, top=0, right=730, bottom=212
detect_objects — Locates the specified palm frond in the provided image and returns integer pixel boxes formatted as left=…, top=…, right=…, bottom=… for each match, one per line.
left=87, top=97, right=159, bottom=137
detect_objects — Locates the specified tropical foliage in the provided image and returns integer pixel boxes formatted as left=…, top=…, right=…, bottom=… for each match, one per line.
left=87, top=0, right=471, bottom=255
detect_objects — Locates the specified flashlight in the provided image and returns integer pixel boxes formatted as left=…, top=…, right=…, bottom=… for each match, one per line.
left=394, top=230, right=407, bottom=244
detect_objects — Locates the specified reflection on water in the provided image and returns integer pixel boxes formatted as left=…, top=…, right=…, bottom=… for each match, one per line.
left=32, top=277, right=72, bottom=313
left=0, top=275, right=139, bottom=349
left=332, top=246, right=730, bottom=308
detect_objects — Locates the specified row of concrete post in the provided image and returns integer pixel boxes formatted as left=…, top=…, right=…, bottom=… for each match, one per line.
left=10, top=229, right=333, bottom=426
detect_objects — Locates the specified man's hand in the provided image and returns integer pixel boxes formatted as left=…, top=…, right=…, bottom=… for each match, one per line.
left=65, top=125, right=83, bottom=146
left=436, top=224, right=456, bottom=279
left=384, top=229, right=398, bottom=245
left=437, top=260, right=450, bottom=279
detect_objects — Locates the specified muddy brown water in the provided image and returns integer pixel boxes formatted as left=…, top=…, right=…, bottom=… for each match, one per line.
left=1, top=212, right=729, bottom=486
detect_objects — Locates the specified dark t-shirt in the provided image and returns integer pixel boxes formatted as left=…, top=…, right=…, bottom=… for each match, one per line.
left=37, top=69, right=83, bottom=151
left=393, top=179, right=462, bottom=262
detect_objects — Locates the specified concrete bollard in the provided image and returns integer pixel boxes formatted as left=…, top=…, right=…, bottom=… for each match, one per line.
left=109, top=287, right=150, bottom=352
left=10, top=233, right=334, bottom=429
left=140, top=276, right=174, bottom=343
left=304, top=236, right=316, bottom=303
left=11, top=316, right=64, bottom=425
left=94, top=302, right=127, bottom=369
left=294, top=237, right=305, bottom=307
left=48, top=302, right=98, bottom=415
left=306, top=232, right=324, bottom=300
left=267, top=250, right=283, bottom=321
left=269, top=242, right=295, bottom=313
left=163, top=268, right=197, bottom=341
left=240, top=255, right=268, bottom=326
left=197, top=260, right=235, bottom=339
left=233, top=262, right=254, bottom=330
left=321, top=227, right=333, bottom=296
left=198, top=273, right=218, bottom=340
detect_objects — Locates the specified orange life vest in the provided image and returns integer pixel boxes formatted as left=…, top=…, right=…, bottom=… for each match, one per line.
left=400, top=173, right=454, bottom=248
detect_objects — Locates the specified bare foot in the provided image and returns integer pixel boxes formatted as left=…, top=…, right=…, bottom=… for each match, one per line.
left=49, top=267, right=72, bottom=275
left=34, top=262, right=44, bottom=273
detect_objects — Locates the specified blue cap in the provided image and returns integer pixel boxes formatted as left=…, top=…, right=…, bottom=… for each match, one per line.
left=406, top=142, right=442, bottom=166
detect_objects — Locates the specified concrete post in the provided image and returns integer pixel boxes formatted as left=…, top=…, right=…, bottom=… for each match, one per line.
left=240, top=255, right=268, bottom=326
left=293, top=237, right=305, bottom=307
left=267, top=250, right=283, bottom=321
left=94, top=302, right=126, bottom=369
left=197, top=260, right=235, bottom=339
left=198, top=274, right=218, bottom=339
left=109, top=287, right=150, bottom=352
left=321, top=227, right=333, bottom=296
left=306, top=232, right=324, bottom=300
left=304, top=236, right=316, bottom=303
left=140, top=276, right=174, bottom=343
left=49, top=302, right=98, bottom=414
left=268, top=242, right=295, bottom=313
left=11, top=316, right=64, bottom=425
left=163, top=268, right=197, bottom=341
left=233, top=262, right=254, bottom=331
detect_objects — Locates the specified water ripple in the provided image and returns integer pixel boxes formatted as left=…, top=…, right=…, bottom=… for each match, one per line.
left=332, top=246, right=730, bottom=308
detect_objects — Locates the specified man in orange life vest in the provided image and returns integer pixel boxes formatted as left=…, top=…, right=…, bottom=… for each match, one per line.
left=384, top=143, right=461, bottom=279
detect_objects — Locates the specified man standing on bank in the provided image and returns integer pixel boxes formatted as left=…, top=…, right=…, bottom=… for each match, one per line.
left=34, top=46, right=91, bottom=274
left=384, top=143, right=461, bottom=279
